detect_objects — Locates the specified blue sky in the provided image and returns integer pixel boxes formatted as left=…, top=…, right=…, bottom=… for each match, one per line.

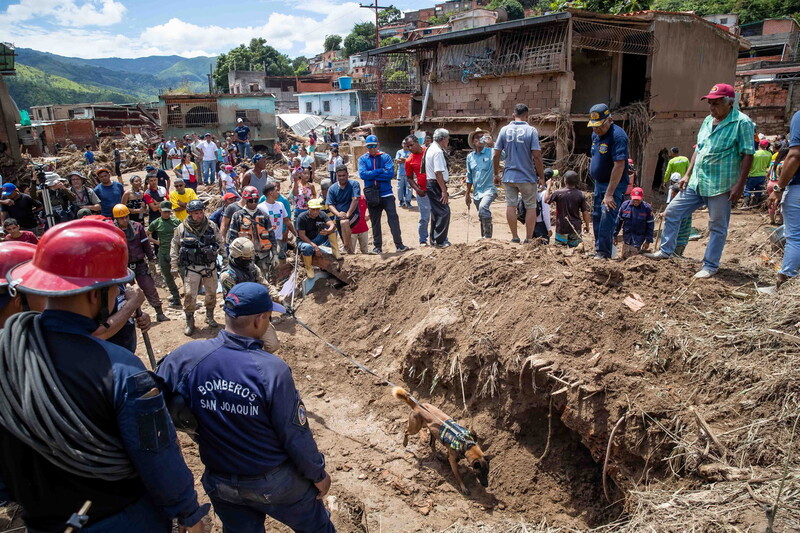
left=0, top=0, right=423, bottom=59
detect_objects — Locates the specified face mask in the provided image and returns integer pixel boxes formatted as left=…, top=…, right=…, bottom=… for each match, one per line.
left=231, top=257, right=253, bottom=269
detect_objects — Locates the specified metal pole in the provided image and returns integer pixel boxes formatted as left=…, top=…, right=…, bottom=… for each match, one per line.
left=375, top=0, right=382, bottom=119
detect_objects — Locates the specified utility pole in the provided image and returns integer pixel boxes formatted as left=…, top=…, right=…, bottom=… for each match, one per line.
left=360, top=0, right=391, bottom=119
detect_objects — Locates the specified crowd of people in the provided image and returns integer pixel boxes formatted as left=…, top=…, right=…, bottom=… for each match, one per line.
left=0, top=80, right=798, bottom=533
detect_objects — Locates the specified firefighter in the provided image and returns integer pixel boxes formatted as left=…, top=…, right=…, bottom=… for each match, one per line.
left=0, top=219, right=208, bottom=532
left=170, top=199, right=224, bottom=336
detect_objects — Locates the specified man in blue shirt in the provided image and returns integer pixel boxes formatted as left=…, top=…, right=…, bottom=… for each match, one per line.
left=234, top=118, right=251, bottom=160
left=157, top=282, right=334, bottom=533
left=358, top=135, right=408, bottom=253
left=493, top=103, right=544, bottom=243
left=395, top=139, right=413, bottom=207
left=94, top=167, right=125, bottom=218
left=587, top=103, right=629, bottom=259
left=769, top=109, right=800, bottom=289
left=466, top=128, right=498, bottom=239
left=0, top=219, right=207, bottom=533
left=326, top=164, right=362, bottom=253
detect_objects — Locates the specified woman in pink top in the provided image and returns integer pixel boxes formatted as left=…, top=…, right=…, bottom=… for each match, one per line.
left=292, top=167, right=316, bottom=222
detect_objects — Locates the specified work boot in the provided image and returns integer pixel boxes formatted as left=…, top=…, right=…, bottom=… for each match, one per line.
left=168, top=293, right=182, bottom=309
left=327, top=233, right=343, bottom=259
left=206, top=308, right=220, bottom=328
left=154, top=305, right=170, bottom=322
left=303, top=255, right=315, bottom=278
left=673, top=244, right=686, bottom=257
left=183, top=312, right=195, bottom=336
left=480, top=217, right=492, bottom=239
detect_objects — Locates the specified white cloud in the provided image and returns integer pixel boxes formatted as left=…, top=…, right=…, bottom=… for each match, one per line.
left=0, top=0, right=126, bottom=27
left=0, top=0, right=372, bottom=59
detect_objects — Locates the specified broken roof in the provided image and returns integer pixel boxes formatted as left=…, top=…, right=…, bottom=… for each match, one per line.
left=277, top=114, right=357, bottom=137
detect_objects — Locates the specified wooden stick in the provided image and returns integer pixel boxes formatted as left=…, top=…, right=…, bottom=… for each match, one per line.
left=690, top=406, right=728, bottom=460
left=457, top=355, right=467, bottom=412
left=603, top=415, right=626, bottom=503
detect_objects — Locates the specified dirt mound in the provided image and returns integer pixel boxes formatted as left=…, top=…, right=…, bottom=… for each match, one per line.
left=279, top=241, right=800, bottom=531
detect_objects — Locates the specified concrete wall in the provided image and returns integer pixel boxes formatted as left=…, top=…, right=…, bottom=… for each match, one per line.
left=429, top=72, right=568, bottom=118
left=641, top=116, right=704, bottom=194
left=228, top=71, right=266, bottom=94
left=570, top=49, right=615, bottom=114
left=649, top=17, right=740, bottom=114
left=296, top=93, right=356, bottom=116
left=161, top=95, right=277, bottom=145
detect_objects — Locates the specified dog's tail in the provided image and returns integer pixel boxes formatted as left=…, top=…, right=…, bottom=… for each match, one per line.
left=392, top=386, right=416, bottom=408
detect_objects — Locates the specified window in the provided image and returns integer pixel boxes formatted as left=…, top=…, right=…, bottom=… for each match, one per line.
left=305, top=102, right=312, bottom=113
left=249, top=83, right=260, bottom=92
left=322, top=100, right=331, bottom=112
left=720, top=17, right=728, bottom=24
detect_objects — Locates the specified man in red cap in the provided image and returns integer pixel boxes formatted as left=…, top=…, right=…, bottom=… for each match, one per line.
left=614, top=187, right=654, bottom=258
left=647, top=83, right=754, bottom=278
left=0, top=219, right=208, bottom=533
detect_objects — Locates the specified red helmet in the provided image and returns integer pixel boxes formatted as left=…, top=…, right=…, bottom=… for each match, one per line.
left=242, top=186, right=259, bottom=200
left=9, top=219, right=133, bottom=295
left=0, top=242, right=37, bottom=289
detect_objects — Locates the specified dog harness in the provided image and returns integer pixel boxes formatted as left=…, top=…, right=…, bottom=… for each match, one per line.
left=438, top=419, right=476, bottom=457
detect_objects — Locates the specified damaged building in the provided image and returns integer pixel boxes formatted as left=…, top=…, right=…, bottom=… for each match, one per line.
left=364, top=9, right=747, bottom=195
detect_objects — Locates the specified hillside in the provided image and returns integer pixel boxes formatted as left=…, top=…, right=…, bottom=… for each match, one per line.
left=7, top=64, right=137, bottom=111
left=9, top=49, right=216, bottom=110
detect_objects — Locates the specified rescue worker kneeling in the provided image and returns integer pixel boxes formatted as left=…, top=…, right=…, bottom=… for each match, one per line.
left=297, top=198, right=342, bottom=279
left=170, top=199, right=224, bottom=336
left=220, top=237, right=282, bottom=353
left=0, top=219, right=208, bottom=533
left=157, top=282, right=334, bottom=533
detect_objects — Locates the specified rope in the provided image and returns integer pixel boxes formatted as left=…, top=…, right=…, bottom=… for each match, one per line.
left=0, top=312, right=136, bottom=481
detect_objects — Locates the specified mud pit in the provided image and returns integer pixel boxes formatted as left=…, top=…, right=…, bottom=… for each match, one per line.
left=1, top=202, right=798, bottom=533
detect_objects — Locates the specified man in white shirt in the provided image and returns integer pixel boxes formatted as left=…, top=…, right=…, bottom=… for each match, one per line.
left=333, top=122, right=341, bottom=143
left=198, top=133, right=219, bottom=186
left=258, top=181, right=297, bottom=263
left=424, top=128, right=451, bottom=248
left=299, top=146, right=316, bottom=174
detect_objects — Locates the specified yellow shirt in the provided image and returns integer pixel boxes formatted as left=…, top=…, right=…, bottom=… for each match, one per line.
left=170, top=188, right=198, bottom=221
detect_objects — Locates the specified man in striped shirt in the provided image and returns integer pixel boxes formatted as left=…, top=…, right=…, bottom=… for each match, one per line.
left=647, top=83, right=754, bottom=278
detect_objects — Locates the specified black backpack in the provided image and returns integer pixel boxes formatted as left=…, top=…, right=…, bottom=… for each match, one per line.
left=516, top=192, right=543, bottom=223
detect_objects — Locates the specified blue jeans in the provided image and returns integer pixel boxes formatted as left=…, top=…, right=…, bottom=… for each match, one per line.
left=417, top=193, right=431, bottom=244
left=202, top=160, right=216, bottom=185
left=83, top=497, right=170, bottom=532
left=202, top=464, right=333, bottom=533
left=744, top=176, right=766, bottom=203
left=235, top=141, right=250, bottom=160
left=397, top=174, right=413, bottom=205
left=592, top=180, right=627, bottom=258
left=475, top=192, right=497, bottom=219
left=659, top=187, right=731, bottom=272
left=780, top=184, right=800, bottom=277
left=299, top=233, right=330, bottom=256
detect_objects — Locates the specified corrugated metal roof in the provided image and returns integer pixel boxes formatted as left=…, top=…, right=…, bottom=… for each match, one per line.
left=277, top=114, right=357, bottom=137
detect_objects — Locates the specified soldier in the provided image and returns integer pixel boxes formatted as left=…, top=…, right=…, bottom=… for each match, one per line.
left=228, top=186, right=276, bottom=274
left=170, top=199, right=224, bottom=336
left=0, top=219, right=208, bottom=532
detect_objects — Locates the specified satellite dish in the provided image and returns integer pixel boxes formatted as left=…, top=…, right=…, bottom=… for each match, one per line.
left=495, top=7, right=508, bottom=23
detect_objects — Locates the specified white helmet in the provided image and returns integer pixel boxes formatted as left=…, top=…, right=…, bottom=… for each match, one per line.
left=229, top=237, right=255, bottom=259
left=669, top=172, right=682, bottom=183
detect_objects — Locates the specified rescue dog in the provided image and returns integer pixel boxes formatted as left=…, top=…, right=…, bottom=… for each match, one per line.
left=392, top=386, right=489, bottom=495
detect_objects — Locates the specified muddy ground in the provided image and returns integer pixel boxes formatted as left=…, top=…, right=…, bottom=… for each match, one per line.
left=1, top=168, right=798, bottom=533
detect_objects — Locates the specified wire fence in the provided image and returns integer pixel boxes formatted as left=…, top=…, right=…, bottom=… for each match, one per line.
left=572, top=18, right=656, bottom=56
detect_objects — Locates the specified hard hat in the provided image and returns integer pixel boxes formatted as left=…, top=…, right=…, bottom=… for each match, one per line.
left=308, top=198, right=324, bottom=210
left=229, top=237, right=255, bottom=259
left=187, top=199, right=205, bottom=212
left=0, top=242, right=37, bottom=290
left=242, top=186, right=259, bottom=200
left=112, top=204, right=130, bottom=218
left=670, top=172, right=682, bottom=183
left=9, top=220, right=133, bottom=296
left=96, top=167, right=111, bottom=175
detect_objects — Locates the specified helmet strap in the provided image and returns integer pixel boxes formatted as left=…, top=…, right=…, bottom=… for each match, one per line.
left=92, top=286, right=112, bottom=328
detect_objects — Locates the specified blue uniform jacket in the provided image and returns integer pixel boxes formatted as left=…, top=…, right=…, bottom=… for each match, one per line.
left=358, top=152, right=395, bottom=197
left=0, top=310, right=205, bottom=531
left=615, top=200, right=654, bottom=248
left=157, top=330, right=327, bottom=483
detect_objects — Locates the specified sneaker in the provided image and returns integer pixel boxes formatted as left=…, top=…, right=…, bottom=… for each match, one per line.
left=434, top=242, right=451, bottom=249
left=420, top=242, right=429, bottom=247
left=510, top=237, right=521, bottom=244
left=644, top=250, right=671, bottom=260
left=371, top=247, right=382, bottom=254
left=693, top=268, right=716, bottom=279
left=396, top=245, right=409, bottom=252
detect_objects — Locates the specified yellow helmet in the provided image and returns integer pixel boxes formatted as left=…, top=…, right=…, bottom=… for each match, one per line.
left=112, top=204, right=130, bottom=218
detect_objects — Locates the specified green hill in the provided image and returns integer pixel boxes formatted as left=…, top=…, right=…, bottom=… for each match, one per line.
left=7, top=64, right=137, bottom=111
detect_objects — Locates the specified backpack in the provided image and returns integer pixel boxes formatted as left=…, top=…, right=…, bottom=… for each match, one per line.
left=517, top=192, right=543, bottom=223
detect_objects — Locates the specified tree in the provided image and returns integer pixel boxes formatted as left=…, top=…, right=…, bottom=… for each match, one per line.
left=213, top=38, right=293, bottom=91
left=324, top=35, right=342, bottom=52
left=380, top=36, right=403, bottom=47
left=488, top=0, right=526, bottom=19
left=343, top=22, right=377, bottom=57
left=292, top=56, right=310, bottom=75
left=378, top=5, right=403, bottom=26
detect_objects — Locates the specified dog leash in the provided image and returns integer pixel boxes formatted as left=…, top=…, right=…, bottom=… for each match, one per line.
left=286, top=307, right=452, bottom=427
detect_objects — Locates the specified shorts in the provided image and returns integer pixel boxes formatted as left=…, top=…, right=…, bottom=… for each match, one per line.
left=504, top=182, right=537, bottom=208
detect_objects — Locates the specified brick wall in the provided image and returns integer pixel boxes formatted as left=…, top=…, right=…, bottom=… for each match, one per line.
left=361, top=93, right=412, bottom=122
left=428, top=73, right=568, bottom=117
left=736, top=78, right=792, bottom=134
left=737, top=55, right=783, bottom=65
